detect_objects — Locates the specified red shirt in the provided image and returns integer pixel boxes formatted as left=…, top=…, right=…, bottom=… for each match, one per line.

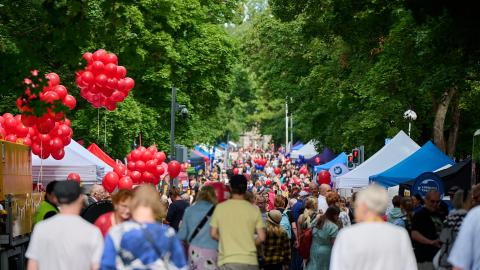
left=94, top=211, right=113, bottom=237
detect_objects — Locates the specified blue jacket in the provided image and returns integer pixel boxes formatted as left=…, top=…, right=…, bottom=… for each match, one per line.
left=177, top=200, right=218, bottom=250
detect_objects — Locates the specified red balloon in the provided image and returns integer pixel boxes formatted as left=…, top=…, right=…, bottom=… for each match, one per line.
left=38, top=149, right=50, bottom=159
left=31, top=143, right=41, bottom=156
left=204, top=181, right=230, bottom=203
left=147, top=145, right=157, bottom=153
left=4, top=117, right=17, bottom=133
left=138, top=146, right=147, bottom=152
left=141, top=150, right=154, bottom=162
left=104, top=53, right=118, bottom=65
left=106, top=77, right=118, bottom=90
left=15, top=123, right=29, bottom=138
left=49, top=137, right=64, bottom=152
left=90, top=61, right=105, bottom=74
left=45, top=73, right=60, bottom=87
left=203, top=156, right=209, bottom=162
left=111, top=91, right=126, bottom=102
left=145, top=160, right=157, bottom=174
left=3, top=113, right=13, bottom=119
left=274, top=167, right=281, bottom=175
left=155, top=152, right=166, bottom=163
left=118, top=176, right=133, bottom=190
left=135, top=160, right=146, bottom=172
left=130, top=171, right=142, bottom=184
left=105, top=101, right=117, bottom=111
left=314, top=157, right=321, bottom=164
left=124, top=77, right=135, bottom=91
left=114, top=163, right=128, bottom=177
left=62, top=135, right=72, bottom=146
left=141, top=171, right=155, bottom=184
left=81, top=71, right=95, bottom=84
left=317, top=170, right=331, bottom=185
left=83, top=52, right=93, bottom=63
left=39, top=134, right=51, bottom=146
left=42, top=91, right=60, bottom=104
left=265, top=179, right=272, bottom=186
left=104, top=63, right=117, bottom=77
left=281, top=184, right=287, bottom=191
left=5, top=134, right=17, bottom=142
left=116, top=66, right=127, bottom=78
left=53, top=85, right=67, bottom=100
left=56, top=124, right=71, bottom=138
left=168, top=160, right=181, bottom=179
left=233, top=168, right=239, bottom=175
left=0, top=127, right=5, bottom=138
left=51, top=148, right=65, bottom=160
left=67, top=173, right=81, bottom=183
left=22, top=137, right=32, bottom=146
left=155, top=165, right=165, bottom=177
left=127, top=161, right=136, bottom=171
left=103, top=171, right=119, bottom=193
left=63, top=95, right=76, bottom=110
left=36, top=115, right=55, bottom=134
left=131, top=149, right=142, bottom=161
left=92, top=49, right=107, bottom=62
left=95, top=74, right=108, bottom=87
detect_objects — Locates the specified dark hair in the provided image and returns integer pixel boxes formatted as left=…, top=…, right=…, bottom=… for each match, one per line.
left=230, top=175, right=247, bottom=195
left=45, top=180, right=58, bottom=201
left=168, top=186, right=181, bottom=198
left=316, top=206, right=340, bottom=229
left=414, top=193, right=424, bottom=205
left=392, top=195, right=402, bottom=207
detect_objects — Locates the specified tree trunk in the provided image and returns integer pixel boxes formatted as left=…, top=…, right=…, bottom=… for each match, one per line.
left=433, top=86, right=457, bottom=153
left=447, top=93, right=460, bottom=157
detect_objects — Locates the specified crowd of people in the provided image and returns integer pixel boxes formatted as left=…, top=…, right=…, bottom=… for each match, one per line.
left=27, top=147, right=480, bottom=270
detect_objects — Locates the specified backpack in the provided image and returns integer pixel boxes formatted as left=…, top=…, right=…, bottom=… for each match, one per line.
left=297, top=227, right=313, bottom=260
left=280, top=210, right=292, bottom=239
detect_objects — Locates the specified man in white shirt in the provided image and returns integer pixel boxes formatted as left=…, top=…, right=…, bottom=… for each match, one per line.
left=26, top=181, right=104, bottom=270
left=330, top=185, right=417, bottom=270
left=317, top=183, right=331, bottom=214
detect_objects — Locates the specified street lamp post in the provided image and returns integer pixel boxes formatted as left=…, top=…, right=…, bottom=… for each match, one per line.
left=403, top=109, right=417, bottom=137
left=170, top=86, right=187, bottom=186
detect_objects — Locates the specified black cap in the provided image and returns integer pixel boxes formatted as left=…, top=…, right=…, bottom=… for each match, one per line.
left=53, top=181, right=83, bottom=204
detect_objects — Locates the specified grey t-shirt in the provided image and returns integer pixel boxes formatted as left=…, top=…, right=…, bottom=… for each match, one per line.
left=26, top=214, right=104, bottom=270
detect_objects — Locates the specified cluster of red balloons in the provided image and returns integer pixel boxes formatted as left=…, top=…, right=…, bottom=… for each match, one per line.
left=30, top=118, right=73, bottom=160
left=255, top=158, right=267, bottom=166
left=102, top=165, right=134, bottom=193
left=0, top=113, right=33, bottom=144
left=126, top=145, right=166, bottom=185
left=299, top=166, right=308, bottom=175
left=317, top=170, right=331, bottom=185
left=76, top=49, right=135, bottom=111
left=17, top=71, right=76, bottom=135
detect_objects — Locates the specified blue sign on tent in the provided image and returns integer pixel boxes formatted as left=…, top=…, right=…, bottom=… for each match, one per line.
left=412, top=172, right=445, bottom=198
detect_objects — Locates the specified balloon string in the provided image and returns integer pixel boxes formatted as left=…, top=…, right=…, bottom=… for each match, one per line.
left=39, top=139, right=43, bottom=192
left=104, top=110, right=107, bottom=147
left=97, top=109, right=100, bottom=142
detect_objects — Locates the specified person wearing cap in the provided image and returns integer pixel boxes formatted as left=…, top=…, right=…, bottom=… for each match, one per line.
left=210, top=174, right=266, bottom=270
left=32, top=180, right=59, bottom=226
left=330, top=185, right=417, bottom=270
left=262, top=210, right=291, bottom=270
left=26, top=181, right=104, bottom=270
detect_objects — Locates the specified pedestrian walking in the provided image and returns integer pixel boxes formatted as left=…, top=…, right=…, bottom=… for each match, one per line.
left=262, top=210, right=291, bottom=270
left=94, top=189, right=133, bottom=237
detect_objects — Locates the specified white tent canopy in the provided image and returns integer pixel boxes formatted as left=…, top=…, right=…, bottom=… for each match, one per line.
left=32, top=140, right=113, bottom=184
left=291, top=140, right=318, bottom=159
left=337, top=131, right=420, bottom=189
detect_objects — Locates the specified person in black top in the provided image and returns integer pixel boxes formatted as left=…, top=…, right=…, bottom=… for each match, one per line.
left=166, top=186, right=189, bottom=231
left=411, top=190, right=444, bottom=269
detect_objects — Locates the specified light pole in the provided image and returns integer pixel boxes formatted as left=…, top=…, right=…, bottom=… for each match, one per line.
left=285, top=99, right=289, bottom=153
left=170, top=86, right=188, bottom=160
left=403, top=109, right=417, bottom=137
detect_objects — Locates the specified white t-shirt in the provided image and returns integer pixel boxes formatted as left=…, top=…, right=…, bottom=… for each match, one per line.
left=318, top=195, right=328, bottom=214
left=26, top=214, right=104, bottom=270
left=330, top=222, right=417, bottom=270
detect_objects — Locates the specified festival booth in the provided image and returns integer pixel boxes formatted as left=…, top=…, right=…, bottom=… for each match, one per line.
left=369, top=141, right=455, bottom=187
left=336, top=131, right=420, bottom=189
left=314, top=152, right=348, bottom=172
left=32, top=140, right=113, bottom=185
left=291, top=142, right=304, bottom=151
left=291, top=140, right=318, bottom=159
left=307, top=148, right=336, bottom=167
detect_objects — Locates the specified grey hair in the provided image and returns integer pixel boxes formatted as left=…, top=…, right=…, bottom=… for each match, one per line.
left=452, top=189, right=465, bottom=210
left=356, top=184, right=389, bottom=215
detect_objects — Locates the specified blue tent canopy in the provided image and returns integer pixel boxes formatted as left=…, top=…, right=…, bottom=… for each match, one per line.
left=194, top=146, right=212, bottom=159
left=314, top=152, right=348, bottom=173
left=370, top=141, right=455, bottom=187
left=291, top=142, right=304, bottom=151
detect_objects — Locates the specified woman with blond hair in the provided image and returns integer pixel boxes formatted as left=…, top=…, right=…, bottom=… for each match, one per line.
left=100, top=185, right=187, bottom=270
left=178, top=185, right=219, bottom=270
left=297, top=197, right=318, bottom=235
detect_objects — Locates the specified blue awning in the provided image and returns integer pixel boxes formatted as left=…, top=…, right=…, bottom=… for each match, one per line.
left=314, top=152, right=348, bottom=173
left=370, top=141, right=455, bottom=187
left=291, top=143, right=304, bottom=151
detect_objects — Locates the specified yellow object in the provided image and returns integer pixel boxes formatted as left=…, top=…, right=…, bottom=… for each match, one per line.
left=0, top=140, right=32, bottom=199
left=210, top=199, right=265, bottom=266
